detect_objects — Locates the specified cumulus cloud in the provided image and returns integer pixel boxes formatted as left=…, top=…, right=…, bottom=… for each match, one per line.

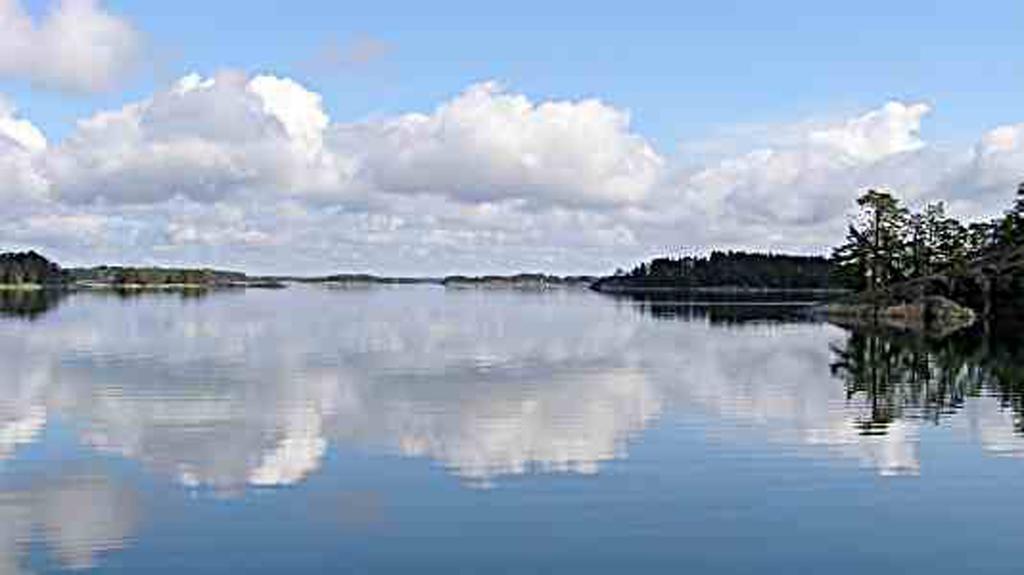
left=45, top=71, right=351, bottom=205
left=0, top=96, right=46, bottom=152
left=0, top=72, right=1022, bottom=273
left=336, top=81, right=664, bottom=207
left=0, top=0, right=142, bottom=92
left=642, top=100, right=949, bottom=253
left=43, top=77, right=663, bottom=210
left=809, top=101, right=930, bottom=162
left=0, top=96, right=50, bottom=203
left=940, top=123, right=1024, bottom=215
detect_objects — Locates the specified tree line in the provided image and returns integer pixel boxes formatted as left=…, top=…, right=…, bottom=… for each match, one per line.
left=605, top=251, right=834, bottom=290
left=832, top=184, right=1024, bottom=292
left=599, top=182, right=1024, bottom=304
left=70, top=266, right=247, bottom=286
left=0, top=251, right=67, bottom=285
left=0, top=252, right=253, bottom=288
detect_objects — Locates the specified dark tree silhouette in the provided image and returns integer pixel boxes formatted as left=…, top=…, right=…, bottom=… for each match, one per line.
left=0, top=251, right=66, bottom=285
left=595, top=251, right=834, bottom=291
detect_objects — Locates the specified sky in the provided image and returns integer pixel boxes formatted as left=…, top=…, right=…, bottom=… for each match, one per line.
left=1, top=0, right=1023, bottom=275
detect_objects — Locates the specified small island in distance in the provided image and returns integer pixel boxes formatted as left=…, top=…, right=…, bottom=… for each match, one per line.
left=0, top=250, right=832, bottom=293
left=0, top=252, right=288, bottom=290
left=3, top=183, right=1022, bottom=335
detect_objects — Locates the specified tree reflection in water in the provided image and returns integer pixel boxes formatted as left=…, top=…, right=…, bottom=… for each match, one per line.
left=0, top=290, right=67, bottom=320
left=606, top=291, right=823, bottom=325
left=830, top=322, right=1024, bottom=436
left=0, top=288, right=215, bottom=321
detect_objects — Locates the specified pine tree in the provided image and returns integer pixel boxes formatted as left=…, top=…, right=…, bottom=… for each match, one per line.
left=832, top=189, right=910, bottom=291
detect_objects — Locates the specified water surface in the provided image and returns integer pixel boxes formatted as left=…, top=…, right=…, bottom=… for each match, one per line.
left=2, top=287, right=1023, bottom=573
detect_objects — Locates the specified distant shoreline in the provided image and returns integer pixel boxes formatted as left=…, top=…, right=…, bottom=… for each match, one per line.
left=590, top=284, right=847, bottom=295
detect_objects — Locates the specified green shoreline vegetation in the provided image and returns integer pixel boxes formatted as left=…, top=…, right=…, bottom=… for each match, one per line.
left=2, top=183, right=1022, bottom=335
left=591, top=252, right=836, bottom=293
left=599, top=182, right=1024, bottom=334
left=821, top=183, right=1024, bottom=333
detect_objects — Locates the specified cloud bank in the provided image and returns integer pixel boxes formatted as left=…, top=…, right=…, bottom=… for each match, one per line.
left=1, top=69, right=1023, bottom=273
left=0, top=0, right=142, bottom=92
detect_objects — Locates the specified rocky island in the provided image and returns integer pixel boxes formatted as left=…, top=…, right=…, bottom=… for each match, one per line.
left=588, top=183, right=1024, bottom=336
left=821, top=185, right=1024, bottom=334
left=5, top=182, right=1021, bottom=335
left=0, top=252, right=286, bottom=291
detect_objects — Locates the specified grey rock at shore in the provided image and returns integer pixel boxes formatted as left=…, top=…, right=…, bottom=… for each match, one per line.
left=821, top=295, right=976, bottom=338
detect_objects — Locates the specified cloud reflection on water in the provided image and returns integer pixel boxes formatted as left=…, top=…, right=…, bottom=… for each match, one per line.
left=0, top=469, right=138, bottom=574
left=0, top=287, right=1022, bottom=495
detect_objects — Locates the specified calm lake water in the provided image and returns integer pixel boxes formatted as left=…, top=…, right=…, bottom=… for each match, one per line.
left=2, top=286, right=1023, bottom=574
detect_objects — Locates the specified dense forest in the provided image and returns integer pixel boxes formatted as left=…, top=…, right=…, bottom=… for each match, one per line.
left=831, top=184, right=1024, bottom=315
left=832, top=185, right=1024, bottom=290
left=0, top=251, right=67, bottom=285
left=593, top=251, right=834, bottom=292
left=594, top=183, right=1024, bottom=318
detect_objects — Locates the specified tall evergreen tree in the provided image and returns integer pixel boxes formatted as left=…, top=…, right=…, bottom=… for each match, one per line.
left=998, top=182, right=1024, bottom=247
left=832, top=189, right=909, bottom=291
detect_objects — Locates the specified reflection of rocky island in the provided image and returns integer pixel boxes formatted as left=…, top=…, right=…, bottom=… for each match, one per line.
left=0, top=289, right=66, bottom=319
left=830, top=322, right=1024, bottom=436
left=608, top=292, right=826, bottom=325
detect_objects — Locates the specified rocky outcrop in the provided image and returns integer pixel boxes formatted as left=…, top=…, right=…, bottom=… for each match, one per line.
left=824, top=243, right=1024, bottom=336
left=823, top=295, right=976, bottom=338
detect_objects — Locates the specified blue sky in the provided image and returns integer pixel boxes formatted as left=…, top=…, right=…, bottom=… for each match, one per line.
left=0, top=0, right=1022, bottom=274
left=10, top=0, right=1024, bottom=147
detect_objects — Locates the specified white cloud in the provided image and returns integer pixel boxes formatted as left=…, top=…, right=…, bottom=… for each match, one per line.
left=248, top=75, right=330, bottom=154
left=46, top=71, right=352, bottom=205
left=809, top=101, right=930, bottom=162
left=336, top=81, right=664, bottom=207
left=941, top=123, right=1024, bottom=215
left=0, top=72, right=1022, bottom=273
left=43, top=75, right=664, bottom=210
left=0, top=95, right=47, bottom=152
left=639, top=100, right=948, bottom=254
left=0, top=0, right=142, bottom=92
left=0, top=95, right=50, bottom=204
